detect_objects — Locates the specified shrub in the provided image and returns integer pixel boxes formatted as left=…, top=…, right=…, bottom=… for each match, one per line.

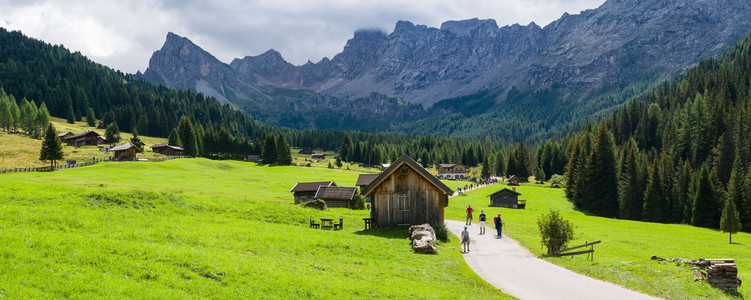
left=549, top=174, right=565, bottom=188
left=302, top=200, right=327, bottom=210
left=537, top=210, right=575, bottom=254
left=351, top=192, right=365, bottom=210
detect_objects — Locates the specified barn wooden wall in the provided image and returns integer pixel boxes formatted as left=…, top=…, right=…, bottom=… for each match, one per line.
left=371, top=165, right=445, bottom=227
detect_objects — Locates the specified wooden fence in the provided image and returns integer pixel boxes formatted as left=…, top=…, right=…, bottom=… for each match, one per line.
left=0, top=155, right=192, bottom=174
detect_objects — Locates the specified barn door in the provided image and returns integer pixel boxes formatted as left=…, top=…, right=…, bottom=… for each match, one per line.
left=393, top=194, right=410, bottom=225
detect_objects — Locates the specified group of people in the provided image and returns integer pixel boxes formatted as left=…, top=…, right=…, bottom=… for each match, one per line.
left=461, top=205, right=505, bottom=253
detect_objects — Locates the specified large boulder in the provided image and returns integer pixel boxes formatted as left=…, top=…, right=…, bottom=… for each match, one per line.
left=409, top=224, right=437, bottom=254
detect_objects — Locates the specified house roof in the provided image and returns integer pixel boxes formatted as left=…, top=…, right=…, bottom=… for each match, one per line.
left=314, top=186, right=356, bottom=200
left=311, top=153, right=326, bottom=157
left=290, top=181, right=336, bottom=192
left=356, top=174, right=379, bottom=187
left=487, top=188, right=521, bottom=197
left=438, top=163, right=457, bottom=168
left=362, top=155, right=454, bottom=196
left=508, top=175, right=518, bottom=180
left=152, top=144, right=184, bottom=151
left=66, top=131, right=101, bottom=140
left=58, top=131, right=72, bottom=137
left=111, top=143, right=137, bottom=151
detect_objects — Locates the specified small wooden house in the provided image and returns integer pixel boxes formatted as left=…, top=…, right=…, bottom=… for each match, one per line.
left=314, top=186, right=356, bottom=208
left=508, top=175, right=520, bottom=186
left=362, top=155, right=454, bottom=228
left=488, top=187, right=524, bottom=208
left=311, top=153, right=326, bottom=160
left=111, top=143, right=139, bottom=161
left=152, top=144, right=184, bottom=156
left=58, top=131, right=74, bottom=142
left=436, top=163, right=469, bottom=179
left=64, top=131, right=104, bottom=147
left=298, top=148, right=313, bottom=155
left=247, top=155, right=261, bottom=163
left=356, top=174, right=379, bottom=193
left=290, top=181, right=337, bottom=204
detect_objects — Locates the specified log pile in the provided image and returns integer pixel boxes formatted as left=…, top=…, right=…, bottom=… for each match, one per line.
left=702, top=259, right=742, bottom=293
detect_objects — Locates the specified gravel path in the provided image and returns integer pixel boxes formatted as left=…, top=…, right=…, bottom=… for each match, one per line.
left=446, top=220, right=661, bottom=300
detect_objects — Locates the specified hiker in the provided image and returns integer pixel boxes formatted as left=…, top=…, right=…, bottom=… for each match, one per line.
left=466, top=205, right=474, bottom=225
left=478, top=210, right=486, bottom=234
left=461, top=226, right=470, bottom=253
left=494, top=213, right=505, bottom=238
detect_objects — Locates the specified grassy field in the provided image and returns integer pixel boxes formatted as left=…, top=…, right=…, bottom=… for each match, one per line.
left=0, top=159, right=509, bottom=299
left=446, top=182, right=749, bottom=299
left=0, top=117, right=168, bottom=169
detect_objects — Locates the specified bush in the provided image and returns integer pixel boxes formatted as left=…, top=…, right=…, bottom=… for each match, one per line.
left=537, top=210, right=575, bottom=254
left=302, top=200, right=328, bottom=210
left=351, top=192, right=365, bottom=210
left=549, top=174, right=565, bottom=188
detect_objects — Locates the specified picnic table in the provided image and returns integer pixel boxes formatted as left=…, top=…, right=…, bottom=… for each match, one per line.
left=363, top=218, right=374, bottom=230
left=320, top=218, right=334, bottom=229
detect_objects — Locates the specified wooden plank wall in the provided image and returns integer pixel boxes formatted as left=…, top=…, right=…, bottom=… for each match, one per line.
left=372, top=165, right=445, bottom=227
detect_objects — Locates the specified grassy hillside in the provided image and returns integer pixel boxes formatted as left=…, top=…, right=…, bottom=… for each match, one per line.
left=447, top=183, right=749, bottom=299
left=0, top=117, right=168, bottom=169
left=0, top=159, right=509, bottom=299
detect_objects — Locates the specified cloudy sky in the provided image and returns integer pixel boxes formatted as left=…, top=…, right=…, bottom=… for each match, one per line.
left=1, top=0, right=605, bottom=74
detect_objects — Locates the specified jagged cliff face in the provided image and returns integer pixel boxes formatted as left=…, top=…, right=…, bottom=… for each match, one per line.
left=139, top=0, right=751, bottom=135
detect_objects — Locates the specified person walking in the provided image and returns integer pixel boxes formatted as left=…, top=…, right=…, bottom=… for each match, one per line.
left=478, top=210, right=486, bottom=234
left=494, top=213, right=505, bottom=238
left=461, top=226, right=470, bottom=253
left=466, top=205, right=474, bottom=225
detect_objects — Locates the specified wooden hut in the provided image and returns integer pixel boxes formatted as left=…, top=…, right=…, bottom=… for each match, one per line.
left=311, top=153, right=326, bottom=160
left=356, top=174, right=379, bottom=193
left=151, top=144, right=184, bottom=156
left=507, top=175, right=520, bottom=186
left=290, top=181, right=337, bottom=204
left=298, top=148, right=313, bottom=155
left=246, top=155, right=261, bottom=163
left=488, top=187, right=524, bottom=208
left=314, top=186, right=356, bottom=208
left=58, top=131, right=74, bottom=142
left=64, top=131, right=104, bottom=147
left=362, top=155, right=454, bottom=228
left=111, top=143, right=139, bottom=161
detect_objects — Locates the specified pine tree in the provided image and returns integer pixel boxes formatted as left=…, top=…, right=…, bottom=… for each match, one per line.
left=340, top=133, right=353, bottom=162
left=105, top=121, right=121, bottom=146
left=34, top=103, right=50, bottom=139
left=276, top=134, right=292, bottom=165
left=494, top=149, right=506, bottom=175
left=720, top=197, right=742, bottom=243
left=642, top=158, right=663, bottom=222
left=177, top=116, right=198, bottom=157
left=584, top=122, right=619, bottom=217
left=130, top=128, right=144, bottom=151
left=262, top=134, right=277, bottom=165
left=168, top=127, right=181, bottom=146
left=673, top=160, right=693, bottom=224
left=66, top=104, right=75, bottom=124
left=481, top=155, right=491, bottom=178
left=693, top=164, right=720, bottom=228
left=335, top=155, right=342, bottom=168
left=39, top=123, right=64, bottom=168
left=619, top=138, right=643, bottom=220
left=86, top=108, right=96, bottom=127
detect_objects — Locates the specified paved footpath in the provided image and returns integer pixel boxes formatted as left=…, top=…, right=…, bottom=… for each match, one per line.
left=446, top=220, right=661, bottom=300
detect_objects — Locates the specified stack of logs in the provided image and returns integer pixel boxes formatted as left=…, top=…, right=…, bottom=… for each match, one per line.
left=700, top=259, right=742, bottom=293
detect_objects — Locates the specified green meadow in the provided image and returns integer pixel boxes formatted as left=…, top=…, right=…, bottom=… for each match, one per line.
left=447, top=183, right=749, bottom=299
left=0, top=159, right=508, bottom=299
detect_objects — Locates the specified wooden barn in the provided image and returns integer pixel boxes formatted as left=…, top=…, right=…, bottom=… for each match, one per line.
left=314, top=186, right=356, bottom=208
left=356, top=174, right=379, bottom=193
left=58, top=131, right=74, bottom=141
left=152, top=144, right=184, bottom=156
left=298, top=148, right=313, bottom=155
left=507, top=175, right=520, bottom=186
left=64, top=131, right=105, bottom=147
left=311, top=153, right=326, bottom=160
left=488, top=187, right=525, bottom=209
left=111, top=143, right=139, bottom=161
left=290, top=181, right=337, bottom=204
left=362, top=155, right=454, bottom=228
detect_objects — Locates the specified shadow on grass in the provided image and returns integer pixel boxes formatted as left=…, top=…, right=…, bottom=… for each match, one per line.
left=354, top=228, right=409, bottom=240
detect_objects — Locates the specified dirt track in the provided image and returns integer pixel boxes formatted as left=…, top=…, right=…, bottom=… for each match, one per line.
left=446, top=220, right=660, bottom=300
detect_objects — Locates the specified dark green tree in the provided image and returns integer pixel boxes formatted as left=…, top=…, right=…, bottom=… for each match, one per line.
left=105, top=122, right=121, bottom=146
left=618, top=138, right=643, bottom=220
left=39, top=123, right=64, bottom=168
left=262, top=134, right=277, bottom=165
left=130, top=128, right=144, bottom=151
left=66, top=104, right=75, bottom=124
left=168, top=127, right=181, bottom=146
left=720, top=197, right=742, bottom=243
left=494, top=149, right=506, bottom=175
left=642, top=158, right=663, bottom=222
left=177, top=116, right=199, bottom=157
left=692, top=164, right=721, bottom=228
left=584, top=122, right=619, bottom=217
left=481, top=155, right=491, bottom=178
left=86, top=108, right=96, bottom=127
left=276, top=134, right=292, bottom=165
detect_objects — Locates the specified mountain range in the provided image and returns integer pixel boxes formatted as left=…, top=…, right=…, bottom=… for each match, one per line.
left=138, top=0, right=751, bottom=141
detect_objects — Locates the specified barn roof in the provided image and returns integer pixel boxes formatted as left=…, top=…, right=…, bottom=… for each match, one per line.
left=487, top=188, right=521, bottom=197
left=362, top=155, right=454, bottom=196
left=290, top=181, right=337, bottom=192
left=314, top=186, right=356, bottom=200
left=152, top=144, right=184, bottom=151
left=58, top=131, right=72, bottom=137
left=110, top=143, right=137, bottom=151
left=67, top=131, right=101, bottom=139
left=356, top=174, right=379, bottom=187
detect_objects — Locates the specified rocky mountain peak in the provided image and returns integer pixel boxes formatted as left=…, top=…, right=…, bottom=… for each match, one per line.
left=440, top=18, right=498, bottom=37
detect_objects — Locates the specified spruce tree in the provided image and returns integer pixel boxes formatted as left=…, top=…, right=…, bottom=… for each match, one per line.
left=39, top=123, right=64, bottom=168
left=168, top=127, right=181, bottom=146
left=619, top=138, right=643, bottom=220
left=585, top=122, right=619, bottom=217
left=177, top=116, right=198, bottom=157
left=105, top=122, right=121, bottom=146
left=494, top=149, right=506, bottom=175
left=340, top=133, right=353, bottom=161
left=34, top=103, right=50, bottom=139
left=86, top=108, right=96, bottom=127
left=720, top=197, right=742, bottom=243
left=130, top=128, right=144, bottom=151
left=692, top=164, right=720, bottom=228
left=276, top=134, right=292, bottom=165
left=642, top=159, right=663, bottom=222
left=481, top=155, right=491, bottom=178
left=66, top=104, right=75, bottom=124
left=262, top=134, right=277, bottom=165
left=335, top=155, right=342, bottom=168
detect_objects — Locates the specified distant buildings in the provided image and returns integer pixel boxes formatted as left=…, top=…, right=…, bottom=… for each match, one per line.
left=436, top=163, right=469, bottom=180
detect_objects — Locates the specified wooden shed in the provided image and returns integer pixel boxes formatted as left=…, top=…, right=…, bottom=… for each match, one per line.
left=362, top=155, right=454, bottom=228
left=64, top=131, right=104, bottom=147
left=356, top=174, right=379, bottom=193
left=507, top=175, right=520, bottom=186
left=152, top=144, right=184, bottom=156
left=488, top=187, right=524, bottom=208
left=314, top=186, right=356, bottom=208
left=311, top=153, right=326, bottom=160
left=58, top=131, right=74, bottom=142
left=290, top=181, right=337, bottom=204
left=298, top=148, right=313, bottom=155
left=111, top=143, right=139, bottom=161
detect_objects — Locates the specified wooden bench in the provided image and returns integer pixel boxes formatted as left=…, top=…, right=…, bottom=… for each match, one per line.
left=333, top=218, right=343, bottom=230
left=554, top=240, right=601, bottom=261
left=363, top=218, right=373, bottom=230
left=310, top=217, right=320, bottom=229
